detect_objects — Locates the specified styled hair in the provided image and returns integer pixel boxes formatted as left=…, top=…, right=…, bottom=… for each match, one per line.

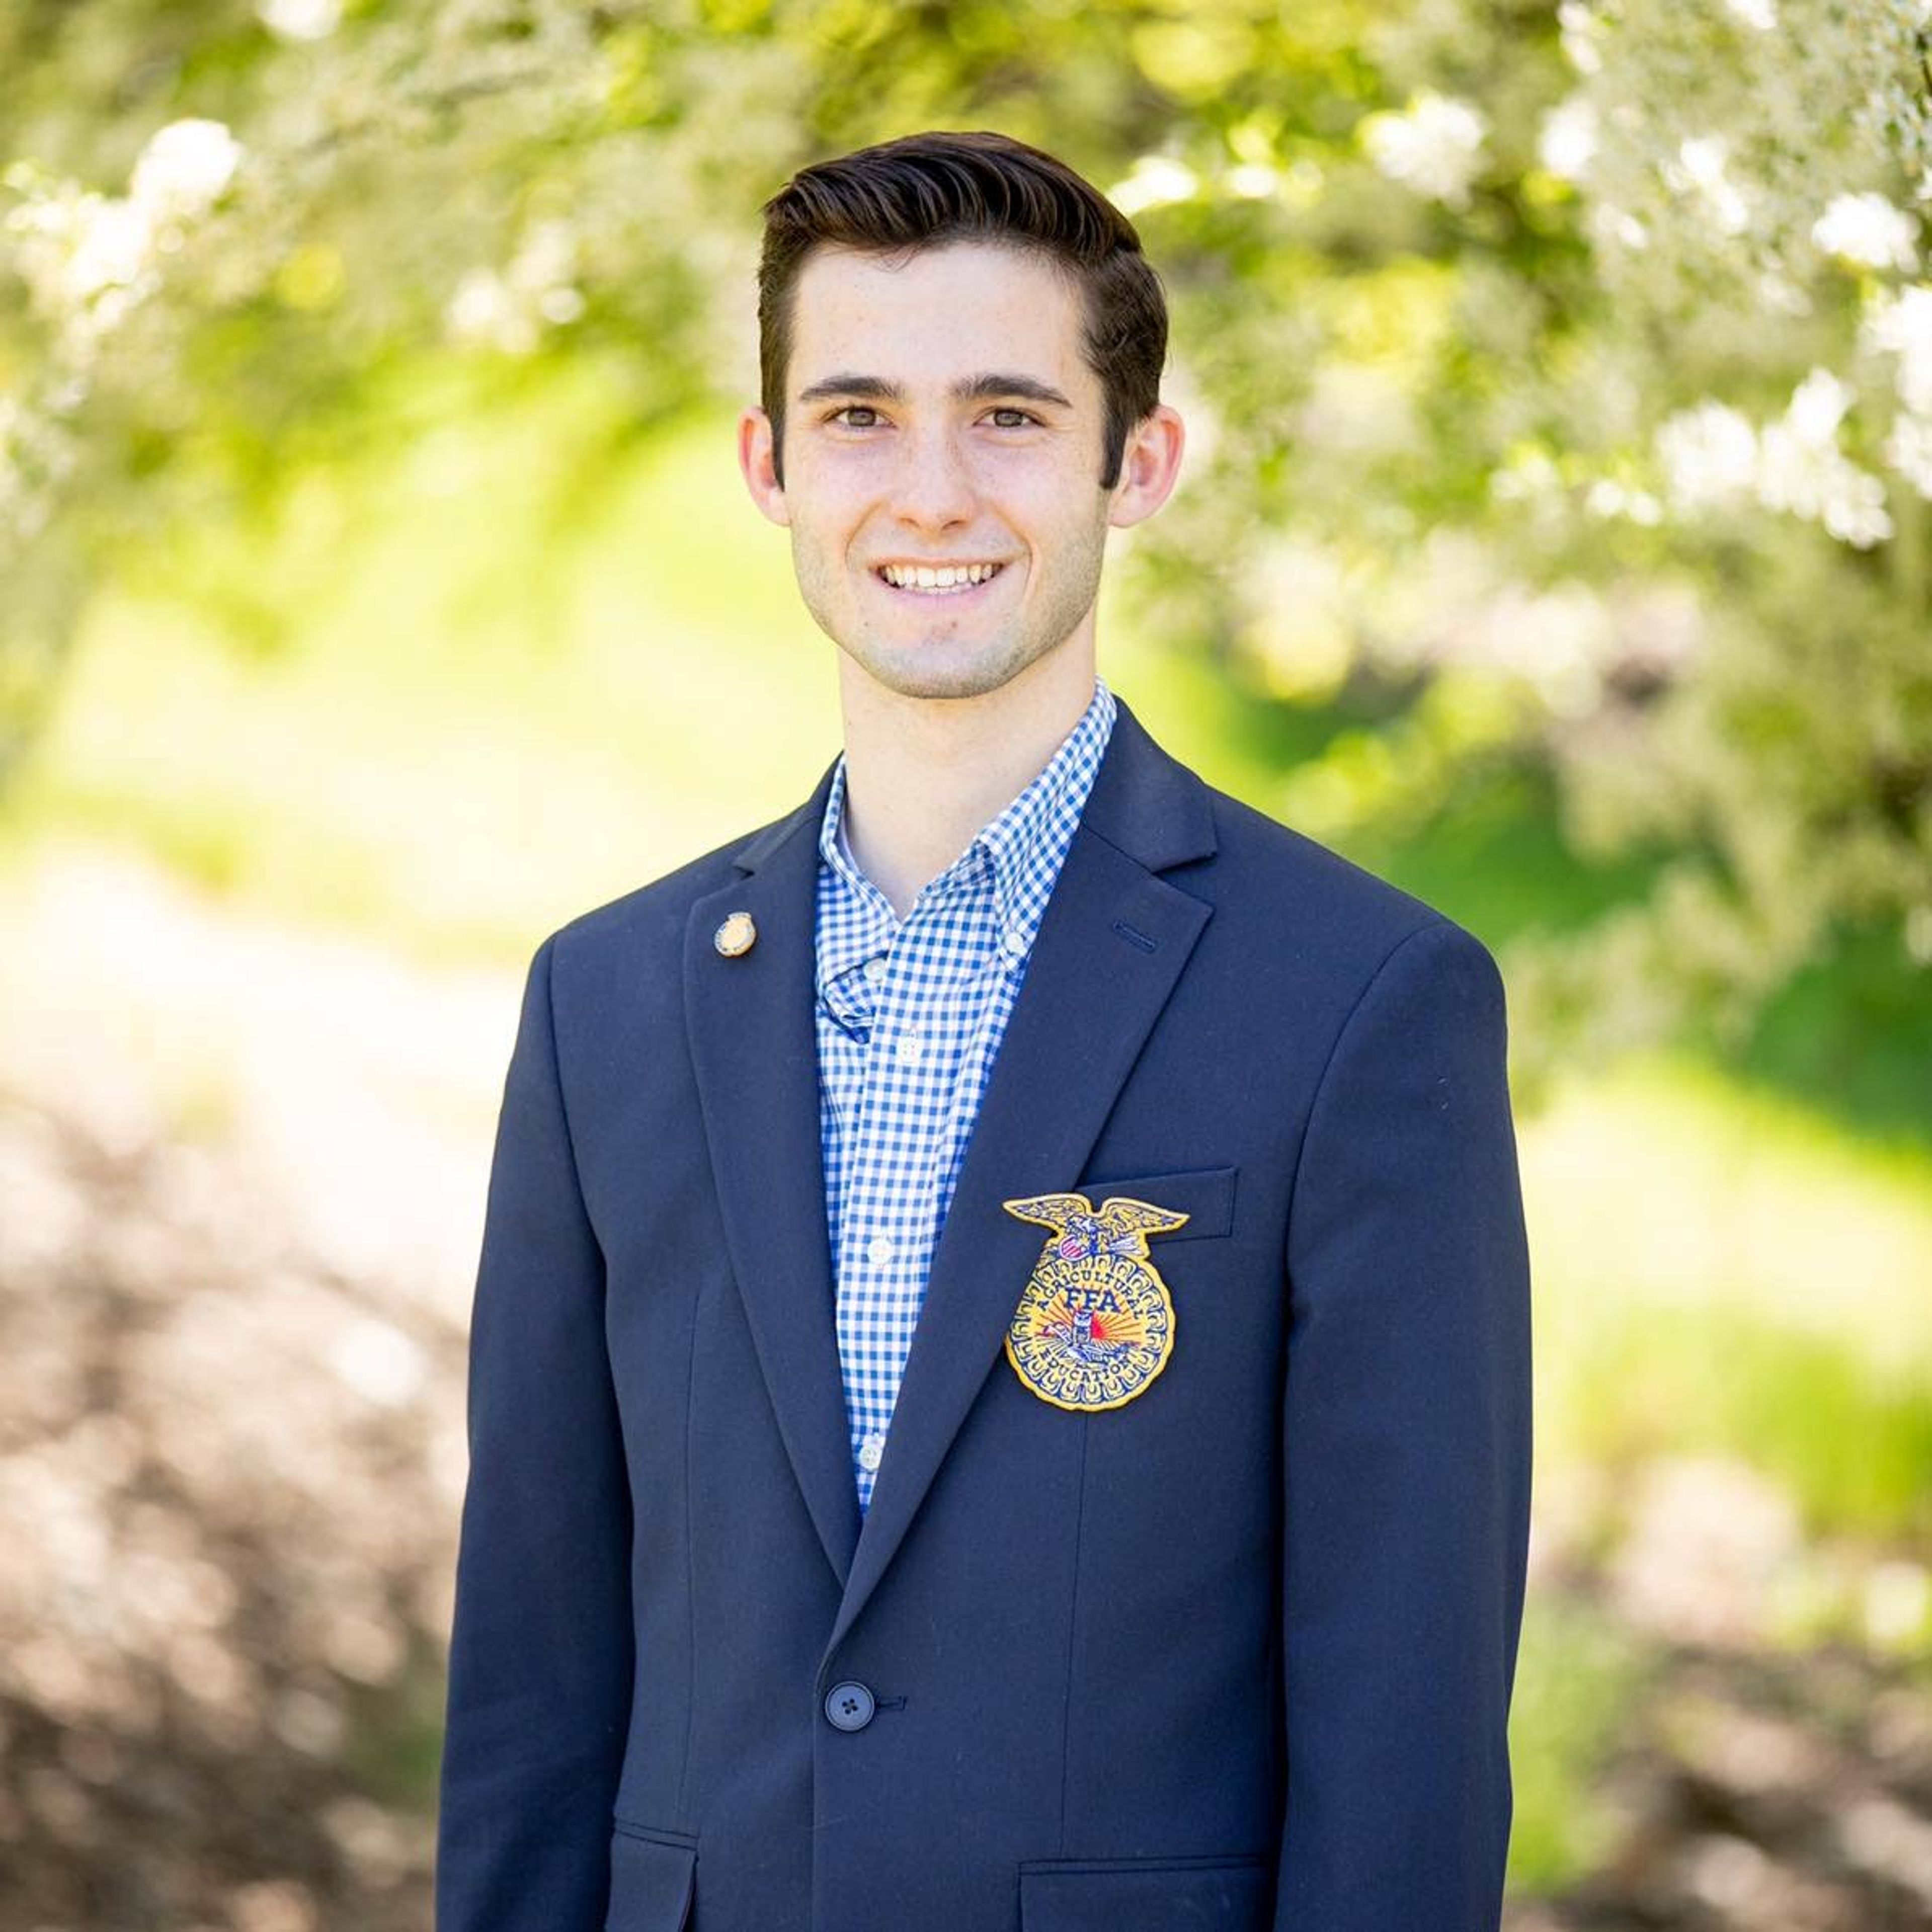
left=757, top=130, right=1167, bottom=489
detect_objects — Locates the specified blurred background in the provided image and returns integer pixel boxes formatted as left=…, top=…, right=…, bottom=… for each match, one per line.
left=2, top=2, right=1929, bottom=1927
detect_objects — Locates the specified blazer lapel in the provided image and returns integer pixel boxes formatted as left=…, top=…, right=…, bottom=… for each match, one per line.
left=825, top=704, right=1218, bottom=1659
left=685, top=769, right=863, bottom=1587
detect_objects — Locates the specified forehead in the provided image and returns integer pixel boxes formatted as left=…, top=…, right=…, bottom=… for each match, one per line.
left=786, top=242, right=1092, bottom=396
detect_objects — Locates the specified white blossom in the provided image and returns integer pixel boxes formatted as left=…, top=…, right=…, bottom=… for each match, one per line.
left=1813, top=191, right=1918, bottom=271
left=1755, top=372, right=1892, bottom=547
left=2, top=124, right=238, bottom=356
left=1883, top=414, right=1932, bottom=497
left=1223, top=164, right=1279, bottom=200
left=1539, top=97, right=1599, bottom=183
left=1823, top=476, right=1895, bottom=548
left=1755, top=424, right=1892, bottom=544
left=1558, top=1, right=1603, bottom=75
left=446, top=269, right=535, bottom=354
left=5, top=187, right=155, bottom=320
left=1362, top=93, right=1487, bottom=209
left=59, top=195, right=154, bottom=300
left=1861, top=284, right=1932, bottom=415
left=1107, top=156, right=1200, bottom=217
left=256, top=0, right=342, bottom=41
left=1489, top=446, right=1562, bottom=506
left=129, top=119, right=243, bottom=223
left=1754, top=270, right=1810, bottom=317
left=1785, top=367, right=1853, bottom=443
left=1585, top=478, right=1664, bottom=524
left=1587, top=203, right=1650, bottom=253
left=1724, top=0, right=1777, bottom=28
left=1663, top=136, right=1750, bottom=238
left=1657, top=401, right=1758, bottom=511
left=444, top=221, right=586, bottom=353
left=1656, top=378, right=1890, bottom=546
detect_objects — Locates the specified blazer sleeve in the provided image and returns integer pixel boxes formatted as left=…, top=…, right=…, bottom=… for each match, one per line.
left=437, top=935, right=635, bottom=1932
left=1273, top=918, right=1533, bottom=1931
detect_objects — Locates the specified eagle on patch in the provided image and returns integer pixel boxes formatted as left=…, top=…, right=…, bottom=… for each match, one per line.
left=1000, top=1191, right=1189, bottom=1412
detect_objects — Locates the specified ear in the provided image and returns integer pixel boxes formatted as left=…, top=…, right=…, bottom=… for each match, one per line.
left=1106, top=403, right=1185, bottom=530
left=738, top=407, right=790, bottom=527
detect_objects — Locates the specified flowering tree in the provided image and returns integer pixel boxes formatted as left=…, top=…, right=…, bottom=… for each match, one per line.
left=3, top=0, right=1928, bottom=1069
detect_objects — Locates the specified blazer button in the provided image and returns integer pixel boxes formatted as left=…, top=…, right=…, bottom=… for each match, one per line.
left=823, top=1681, right=876, bottom=1732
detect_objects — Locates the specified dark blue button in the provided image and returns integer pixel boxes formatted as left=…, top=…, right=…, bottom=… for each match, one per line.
left=824, top=1680, right=875, bottom=1732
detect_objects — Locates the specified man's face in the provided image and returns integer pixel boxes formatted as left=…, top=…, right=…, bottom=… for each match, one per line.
left=740, top=242, right=1171, bottom=704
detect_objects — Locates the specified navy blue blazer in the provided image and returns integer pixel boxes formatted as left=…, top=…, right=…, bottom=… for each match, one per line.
left=436, top=701, right=1533, bottom=1932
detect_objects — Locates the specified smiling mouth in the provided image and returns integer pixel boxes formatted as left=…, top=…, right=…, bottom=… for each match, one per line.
left=875, top=561, right=1007, bottom=595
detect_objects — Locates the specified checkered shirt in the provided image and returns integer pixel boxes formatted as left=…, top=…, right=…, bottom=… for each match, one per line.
left=816, top=680, right=1117, bottom=1511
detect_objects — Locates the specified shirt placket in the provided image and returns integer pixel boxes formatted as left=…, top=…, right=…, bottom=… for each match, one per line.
left=836, top=879, right=982, bottom=1510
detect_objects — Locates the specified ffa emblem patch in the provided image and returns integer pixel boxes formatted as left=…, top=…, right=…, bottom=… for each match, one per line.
left=1000, top=1192, right=1189, bottom=1413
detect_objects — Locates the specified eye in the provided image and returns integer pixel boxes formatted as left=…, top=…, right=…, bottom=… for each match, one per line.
left=831, top=405, right=882, bottom=428
left=987, top=407, right=1040, bottom=429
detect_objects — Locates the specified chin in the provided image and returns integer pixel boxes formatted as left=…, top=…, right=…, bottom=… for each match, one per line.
left=850, top=639, right=1041, bottom=704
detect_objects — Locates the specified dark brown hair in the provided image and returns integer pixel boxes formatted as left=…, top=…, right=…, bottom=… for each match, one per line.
left=757, top=130, right=1167, bottom=489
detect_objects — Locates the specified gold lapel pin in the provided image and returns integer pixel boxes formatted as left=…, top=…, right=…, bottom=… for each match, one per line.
left=713, top=911, right=757, bottom=958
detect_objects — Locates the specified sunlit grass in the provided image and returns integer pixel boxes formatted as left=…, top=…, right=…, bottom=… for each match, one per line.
left=1525, top=1057, right=1932, bottom=1543
left=1526, top=1058, right=1932, bottom=1378
left=1570, top=1307, right=1932, bottom=1540
left=1507, top=1593, right=1654, bottom=1891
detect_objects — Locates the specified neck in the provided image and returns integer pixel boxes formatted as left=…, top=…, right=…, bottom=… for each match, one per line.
left=836, top=641, right=1097, bottom=917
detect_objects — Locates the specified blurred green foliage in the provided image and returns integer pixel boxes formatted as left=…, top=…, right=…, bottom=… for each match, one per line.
left=3, top=0, right=1930, bottom=1092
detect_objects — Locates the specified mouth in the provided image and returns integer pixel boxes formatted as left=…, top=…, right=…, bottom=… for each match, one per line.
left=873, top=560, right=1008, bottom=597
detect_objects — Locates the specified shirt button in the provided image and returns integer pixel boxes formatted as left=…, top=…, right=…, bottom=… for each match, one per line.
left=1002, top=927, right=1027, bottom=957
left=858, top=1431, right=886, bottom=1473
left=867, top=1233, right=895, bottom=1267
left=894, top=1031, right=924, bottom=1067
left=863, top=956, right=887, bottom=983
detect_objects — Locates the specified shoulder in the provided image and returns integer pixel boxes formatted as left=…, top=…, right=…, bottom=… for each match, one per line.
left=1189, top=768, right=1499, bottom=995
left=1179, top=781, right=1512, bottom=1132
left=1099, top=697, right=1490, bottom=977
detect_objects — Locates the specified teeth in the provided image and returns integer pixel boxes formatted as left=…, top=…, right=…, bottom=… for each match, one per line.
left=881, top=562, right=1001, bottom=592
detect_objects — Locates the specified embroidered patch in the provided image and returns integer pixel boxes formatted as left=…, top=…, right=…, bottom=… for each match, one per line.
left=1000, top=1192, right=1189, bottom=1412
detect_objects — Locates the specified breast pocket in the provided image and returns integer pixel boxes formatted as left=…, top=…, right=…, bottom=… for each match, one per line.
left=1019, top=1852, right=1271, bottom=1929
left=605, top=1823, right=695, bottom=1932
left=1069, top=1165, right=1238, bottom=1241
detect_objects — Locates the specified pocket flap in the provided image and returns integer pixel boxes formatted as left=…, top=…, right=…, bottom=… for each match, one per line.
left=1068, top=1165, right=1238, bottom=1241
left=605, top=1826, right=695, bottom=1932
left=1020, top=1853, right=1269, bottom=1929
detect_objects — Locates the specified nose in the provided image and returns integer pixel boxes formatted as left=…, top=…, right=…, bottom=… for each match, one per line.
left=890, top=425, right=976, bottom=532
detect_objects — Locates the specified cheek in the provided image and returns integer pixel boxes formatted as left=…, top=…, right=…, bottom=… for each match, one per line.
left=800, top=440, right=896, bottom=490
left=784, top=451, right=888, bottom=530
left=1010, top=496, right=1111, bottom=572
left=976, top=451, right=1108, bottom=530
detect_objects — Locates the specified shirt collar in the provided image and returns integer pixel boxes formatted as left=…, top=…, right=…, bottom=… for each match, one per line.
left=816, top=677, right=1117, bottom=978
left=967, top=678, right=1116, bottom=938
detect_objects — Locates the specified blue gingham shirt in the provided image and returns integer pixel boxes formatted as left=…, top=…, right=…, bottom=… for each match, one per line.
left=817, top=680, right=1117, bottom=1510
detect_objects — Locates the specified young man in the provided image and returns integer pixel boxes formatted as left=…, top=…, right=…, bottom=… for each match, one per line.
left=437, top=131, right=1532, bottom=1932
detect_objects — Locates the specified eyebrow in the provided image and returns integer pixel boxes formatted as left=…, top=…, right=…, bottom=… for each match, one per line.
left=795, top=371, right=1074, bottom=410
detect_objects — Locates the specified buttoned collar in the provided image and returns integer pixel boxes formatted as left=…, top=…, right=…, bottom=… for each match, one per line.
left=815, top=679, right=1118, bottom=1003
